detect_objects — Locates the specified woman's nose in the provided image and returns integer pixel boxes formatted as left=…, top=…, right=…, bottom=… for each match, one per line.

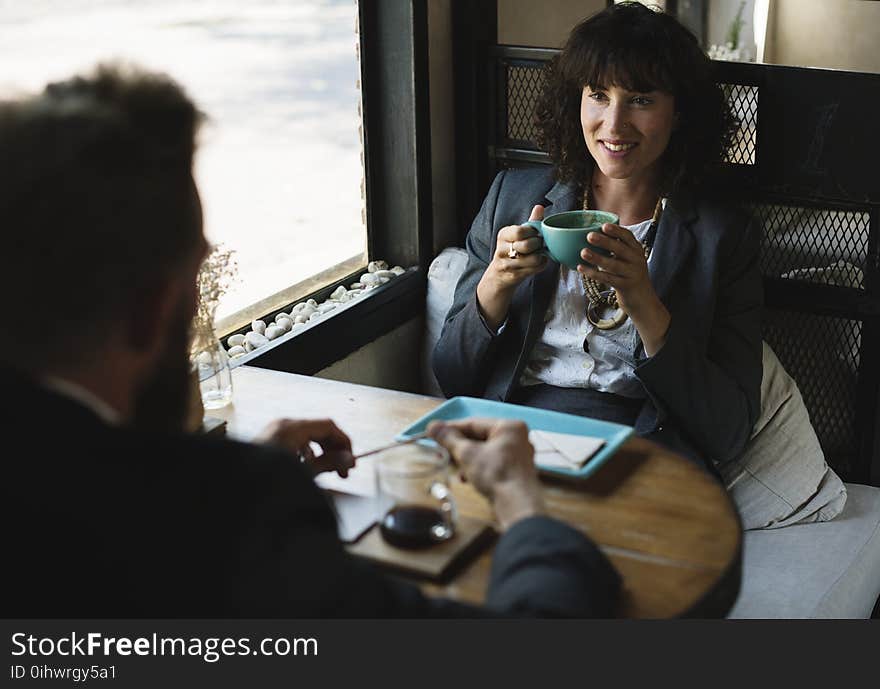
left=605, top=102, right=629, bottom=136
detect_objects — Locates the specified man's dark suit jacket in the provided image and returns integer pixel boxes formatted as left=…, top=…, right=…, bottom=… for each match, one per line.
left=2, top=366, right=620, bottom=618
left=433, top=167, right=763, bottom=466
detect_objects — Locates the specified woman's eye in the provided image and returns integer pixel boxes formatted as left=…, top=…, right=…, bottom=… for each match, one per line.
left=588, top=91, right=607, bottom=101
left=632, top=96, right=653, bottom=106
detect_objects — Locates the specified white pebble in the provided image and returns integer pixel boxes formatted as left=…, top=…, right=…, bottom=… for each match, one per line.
left=245, top=331, right=270, bottom=349
left=350, top=282, right=363, bottom=290
left=265, top=325, right=283, bottom=340
left=291, top=302, right=307, bottom=314
left=276, top=316, right=293, bottom=332
left=378, top=277, right=390, bottom=284
left=244, top=341, right=255, bottom=353
left=227, top=333, right=245, bottom=348
left=360, top=273, right=379, bottom=286
left=306, top=299, right=318, bottom=307
left=251, top=319, right=266, bottom=335
left=373, top=270, right=396, bottom=279
left=308, top=311, right=323, bottom=322
left=228, top=345, right=247, bottom=357
left=292, top=321, right=305, bottom=329
left=318, top=302, right=338, bottom=314
left=294, top=314, right=309, bottom=324
left=348, top=289, right=364, bottom=298
left=330, top=285, right=348, bottom=301
left=275, top=312, right=291, bottom=323
left=368, top=260, right=388, bottom=273
left=391, top=266, right=405, bottom=276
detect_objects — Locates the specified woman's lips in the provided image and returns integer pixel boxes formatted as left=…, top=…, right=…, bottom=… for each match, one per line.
left=599, top=140, right=637, bottom=157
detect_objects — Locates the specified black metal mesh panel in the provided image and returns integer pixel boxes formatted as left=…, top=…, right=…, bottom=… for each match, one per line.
left=763, top=311, right=861, bottom=476
left=751, top=203, right=872, bottom=289
left=721, top=83, right=757, bottom=165
left=505, top=63, right=545, bottom=144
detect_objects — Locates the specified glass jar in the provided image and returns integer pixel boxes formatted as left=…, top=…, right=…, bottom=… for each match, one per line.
left=194, top=340, right=233, bottom=410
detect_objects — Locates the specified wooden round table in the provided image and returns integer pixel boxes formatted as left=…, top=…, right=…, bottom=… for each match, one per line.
left=216, top=366, right=742, bottom=618
left=424, top=437, right=741, bottom=617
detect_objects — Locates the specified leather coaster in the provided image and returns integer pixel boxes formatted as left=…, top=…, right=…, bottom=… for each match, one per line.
left=346, top=515, right=497, bottom=582
left=202, top=417, right=227, bottom=436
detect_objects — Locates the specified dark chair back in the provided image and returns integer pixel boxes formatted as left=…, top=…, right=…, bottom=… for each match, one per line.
left=480, top=48, right=880, bottom=485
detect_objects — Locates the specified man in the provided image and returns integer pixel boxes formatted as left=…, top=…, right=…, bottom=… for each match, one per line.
left=0, top=65, right=619, bottom=617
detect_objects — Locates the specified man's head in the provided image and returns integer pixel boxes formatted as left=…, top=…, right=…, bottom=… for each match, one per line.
left=0, top=64, right=208, bottom=424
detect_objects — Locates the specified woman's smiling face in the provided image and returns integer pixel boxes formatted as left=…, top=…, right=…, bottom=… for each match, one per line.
left=580, top=83, right=676, bottom=185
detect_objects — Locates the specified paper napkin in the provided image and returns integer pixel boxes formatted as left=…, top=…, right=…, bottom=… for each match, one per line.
left=529, top=429, right=606, bottom=470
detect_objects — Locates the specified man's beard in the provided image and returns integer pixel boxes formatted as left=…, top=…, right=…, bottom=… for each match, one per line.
left=131, top=303, right=192, bottom=433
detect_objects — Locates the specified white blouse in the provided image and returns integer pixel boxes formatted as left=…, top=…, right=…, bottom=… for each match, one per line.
left=519, top=217, right=654, bottom=398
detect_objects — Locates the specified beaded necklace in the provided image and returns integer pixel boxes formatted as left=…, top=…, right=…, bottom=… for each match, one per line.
left=581, top=188, right=664, bottom=330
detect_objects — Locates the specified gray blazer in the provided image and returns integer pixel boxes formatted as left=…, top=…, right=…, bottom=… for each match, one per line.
left=433, top=166, right=763, bottom=465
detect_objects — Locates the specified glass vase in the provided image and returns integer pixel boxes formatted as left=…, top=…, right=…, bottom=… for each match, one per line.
left=195, top=340, right=233, bottom=410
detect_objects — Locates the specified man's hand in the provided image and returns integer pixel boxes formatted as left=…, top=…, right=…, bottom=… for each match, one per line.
left=427, top=418, right=545, bottom=530
left=257, top=418, right=355, bottom=478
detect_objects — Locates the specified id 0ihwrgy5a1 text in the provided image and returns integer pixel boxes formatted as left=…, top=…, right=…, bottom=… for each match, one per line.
left=10, top=664, right=116, bottom=681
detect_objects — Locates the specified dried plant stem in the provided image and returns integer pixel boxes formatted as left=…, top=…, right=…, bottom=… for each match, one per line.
left=191, top=244, right=238, bottom=356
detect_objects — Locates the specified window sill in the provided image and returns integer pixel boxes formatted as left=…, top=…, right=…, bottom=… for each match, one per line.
left=227, top=267, right=425, bottom=375
left=215, top=254, right=367, bottom=338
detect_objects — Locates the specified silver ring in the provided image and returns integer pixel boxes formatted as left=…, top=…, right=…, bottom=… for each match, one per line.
left=508, top=241, right=518, bottom=259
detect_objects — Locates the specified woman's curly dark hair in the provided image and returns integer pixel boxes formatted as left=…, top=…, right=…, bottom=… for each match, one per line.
left=535, top=1, right=736, bottom=197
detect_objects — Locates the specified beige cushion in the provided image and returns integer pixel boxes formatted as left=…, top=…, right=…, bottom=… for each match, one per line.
left=423, top=248, right=468, bottom=396
left=729, top=482, right=880, bottom=618
left=719, top=342, right=847, bottom=530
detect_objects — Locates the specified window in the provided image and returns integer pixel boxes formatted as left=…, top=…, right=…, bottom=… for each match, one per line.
left=0, top=0, right=367, bottom=332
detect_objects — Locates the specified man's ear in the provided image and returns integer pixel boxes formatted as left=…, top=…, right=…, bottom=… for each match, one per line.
left=127, top=279, right=181, bottom=358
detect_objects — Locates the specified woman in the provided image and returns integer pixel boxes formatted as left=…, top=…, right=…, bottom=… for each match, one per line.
left=432, top=2, right=763, bottom=468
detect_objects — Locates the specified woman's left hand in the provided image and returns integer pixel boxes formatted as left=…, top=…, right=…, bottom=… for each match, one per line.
left=578, top=222, right=671, bottom=356
left=578, top=222, right=657, bottom=317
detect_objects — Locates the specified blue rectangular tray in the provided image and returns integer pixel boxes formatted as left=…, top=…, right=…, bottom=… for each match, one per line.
left=396, top=396, right=633, bottom=479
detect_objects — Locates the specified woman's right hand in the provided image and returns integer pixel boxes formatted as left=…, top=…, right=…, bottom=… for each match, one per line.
left=476, top=204, right=548, bottom=330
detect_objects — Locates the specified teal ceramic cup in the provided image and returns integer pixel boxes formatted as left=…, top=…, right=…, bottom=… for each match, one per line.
left=526, top=210, right=619, bottom=270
